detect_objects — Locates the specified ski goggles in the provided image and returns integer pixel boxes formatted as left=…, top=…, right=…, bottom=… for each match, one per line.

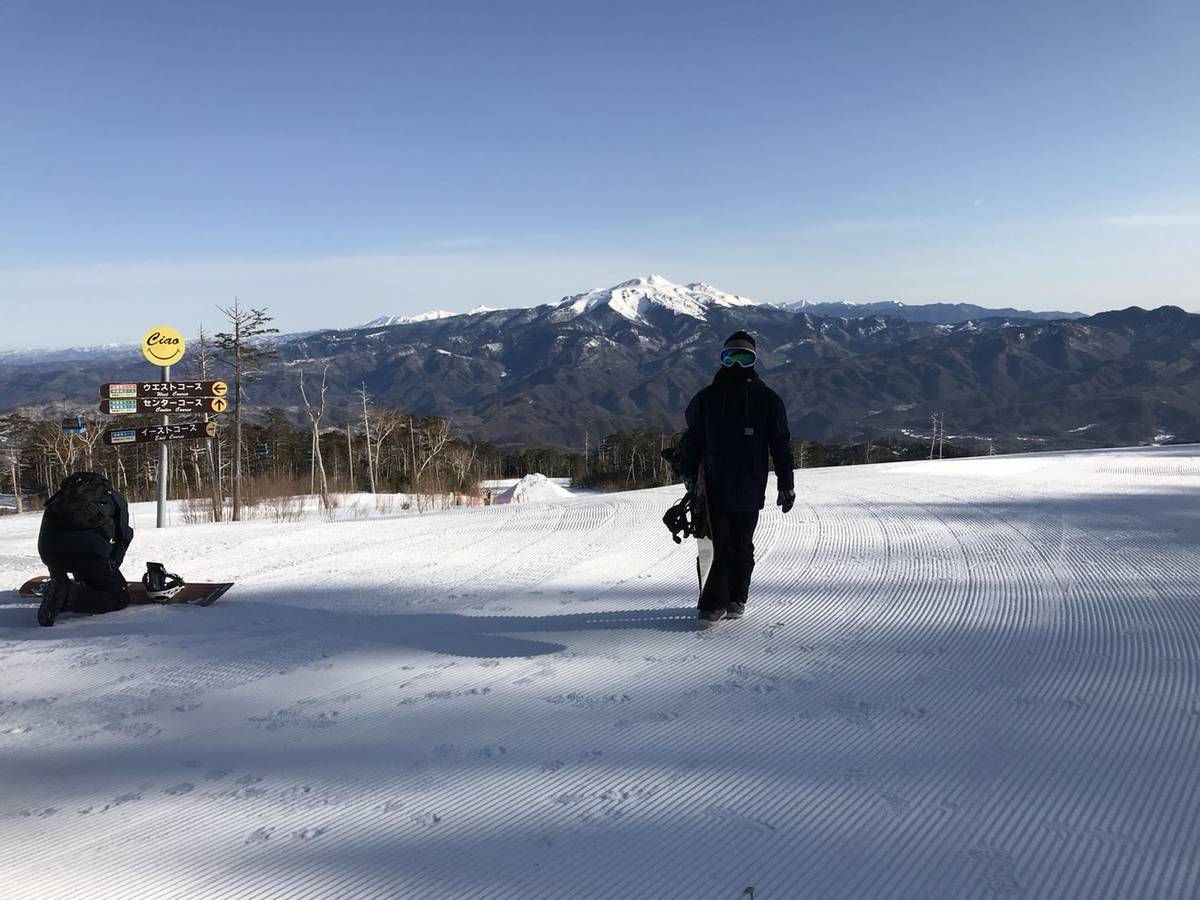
left=720, top=347, right=757, bottom=368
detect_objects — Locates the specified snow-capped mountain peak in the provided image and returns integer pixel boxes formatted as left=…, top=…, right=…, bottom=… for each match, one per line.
left=557, top=275, right=759, bottom=324
left=359, top=311, right=457, bottom=328
left=359, top=306, right=500, bottom=329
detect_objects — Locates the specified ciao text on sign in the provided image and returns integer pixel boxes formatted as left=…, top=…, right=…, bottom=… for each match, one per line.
left=103, top=420, right=218, bottom=446
left=100, top=381, right=228, bottom=400
left=100, top=396, right=229, bottom=415
left=141, top=326, right=187, bottom=367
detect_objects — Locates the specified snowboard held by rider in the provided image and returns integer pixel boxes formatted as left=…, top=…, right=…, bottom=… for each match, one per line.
left=679, top=330, right=795, bottom=622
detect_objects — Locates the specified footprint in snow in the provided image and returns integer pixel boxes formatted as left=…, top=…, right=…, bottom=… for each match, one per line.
left=78, top=793, right=142, bottom=816
left=704, top=805, right=776, bottom=834
left=104, top=721, right=161, bottom=739
left=163, top=783, right=194, bottom=796
left=4, top=807, right=57, bottom=820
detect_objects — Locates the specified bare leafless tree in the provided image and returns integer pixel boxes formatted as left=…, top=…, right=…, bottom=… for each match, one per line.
left=298, top=366, right=331, bottom=505
left=192, top=327, right=224, bottom=520
left=370, top=409, right=404, bottom=485
left=74, top=415, right=111, bottom=472
left=215, top=300, right=278, bottom=520
left=412, top=416, right=451, bottom=486
left=445, top=442, right=478, bottom=491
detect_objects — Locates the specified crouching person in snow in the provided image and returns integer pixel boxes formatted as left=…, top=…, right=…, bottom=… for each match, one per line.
left=36, top=472, right=134, bottom=626
left=680, top=330, right=795, bottom=623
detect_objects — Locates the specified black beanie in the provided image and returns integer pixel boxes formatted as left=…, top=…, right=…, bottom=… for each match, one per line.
left=723, top=330, right=756, bottom=352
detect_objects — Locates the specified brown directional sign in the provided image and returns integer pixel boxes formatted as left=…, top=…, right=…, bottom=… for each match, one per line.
left=100, top=396, right=229, bottom=415
left=103, top=420, right=218, bottom=446
left=100, top=381, right=228, bottom=400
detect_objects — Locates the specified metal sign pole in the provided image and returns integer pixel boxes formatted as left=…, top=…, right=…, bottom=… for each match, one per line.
left=157, top=363, right=169, bottom=528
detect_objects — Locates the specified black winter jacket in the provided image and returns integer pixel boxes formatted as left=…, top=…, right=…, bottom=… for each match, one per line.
left=679, top=367, right=795, bottom=512
left=38, top=488, right=134, bottom=566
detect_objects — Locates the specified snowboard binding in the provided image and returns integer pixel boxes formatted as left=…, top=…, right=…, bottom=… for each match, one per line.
left=663, top=492, right=706, bottom=543
left=660, top=446, right=709, bottom=543
left=142, top=562, right=185, bottom=600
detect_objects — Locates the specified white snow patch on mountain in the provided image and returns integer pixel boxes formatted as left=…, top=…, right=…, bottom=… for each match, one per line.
left=359, top=306, right=496, bottom=329
left=557, top=275, right=759, bottom=324
left=359, top=311, right=458, bottom=328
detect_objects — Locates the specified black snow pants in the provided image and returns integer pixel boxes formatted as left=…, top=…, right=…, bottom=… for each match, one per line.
left=44, top=554, right=131, bottom=615
left=699, top=510, right=759, bottom=612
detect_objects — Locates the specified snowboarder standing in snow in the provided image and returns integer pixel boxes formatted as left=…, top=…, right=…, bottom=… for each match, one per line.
left=36, top=472, right=134, bottom=626
left=680, top=331, right=795, bottom=622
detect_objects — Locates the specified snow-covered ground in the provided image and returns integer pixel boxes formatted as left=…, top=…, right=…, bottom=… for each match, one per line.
left=494, top=474, right=575, bottom=504
left=479, top=477, right=573, bottom=491
left=122, top=492, right=485, bottom=529
left=2, top=446, right=1199, bottom=898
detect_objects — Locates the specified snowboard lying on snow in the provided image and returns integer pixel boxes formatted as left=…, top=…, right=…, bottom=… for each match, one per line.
left=18, top=575, right=233, bottom=607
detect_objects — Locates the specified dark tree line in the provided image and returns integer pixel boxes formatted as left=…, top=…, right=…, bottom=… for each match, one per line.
left=1, top=406, right=979, bottom=514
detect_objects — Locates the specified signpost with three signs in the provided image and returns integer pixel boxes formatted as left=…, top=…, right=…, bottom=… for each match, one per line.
left=99, top=326, right=228, bottom=528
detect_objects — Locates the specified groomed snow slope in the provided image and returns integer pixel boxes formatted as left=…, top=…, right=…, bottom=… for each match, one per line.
left=1, top=446, right=1199, bottom=899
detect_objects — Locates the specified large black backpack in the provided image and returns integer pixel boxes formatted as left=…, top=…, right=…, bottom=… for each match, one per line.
left=45, top=472, right=116, bottom=541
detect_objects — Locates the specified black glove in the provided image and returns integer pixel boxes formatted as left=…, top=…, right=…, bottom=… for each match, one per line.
left=776, top=489, right=795, bottom=514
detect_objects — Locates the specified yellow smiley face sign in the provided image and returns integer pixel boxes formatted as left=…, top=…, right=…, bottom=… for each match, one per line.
left=141, top=326, right=187, bottom=367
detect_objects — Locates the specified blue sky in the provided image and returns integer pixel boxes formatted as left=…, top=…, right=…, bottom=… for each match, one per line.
left=1, top=0, right=1198, bottom=346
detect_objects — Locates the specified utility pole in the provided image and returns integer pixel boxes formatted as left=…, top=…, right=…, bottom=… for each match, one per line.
left=7, top=451, right=21, bottom=515
left=157, top=363, right=170, bottom=527
left=360, top=384, right=376, bottom=494
left=929, top=413, right=946, bottom=460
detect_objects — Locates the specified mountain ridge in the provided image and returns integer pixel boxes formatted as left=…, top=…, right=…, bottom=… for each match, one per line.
left=779, top=298, right=1086, bottom=322
left=1, top=277, right=1194, bottom=452
left=1, top=275, right=1094, bottom=362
